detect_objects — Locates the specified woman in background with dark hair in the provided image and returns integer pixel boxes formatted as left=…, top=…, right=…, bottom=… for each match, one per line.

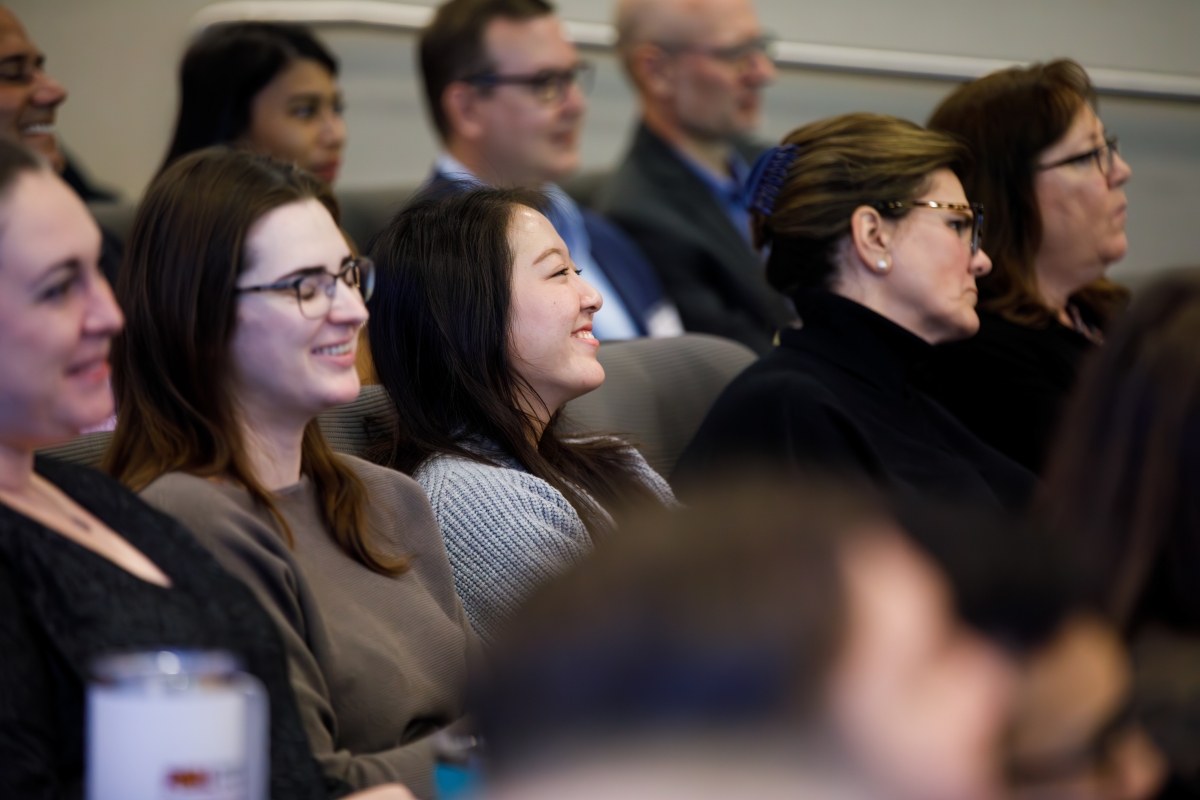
left=918, top=60, right=1133, bottom=474
left=162, top=22, right=346, bottom=183
left=106, top=148, right=472, bottom=798
left=674, top=114, right=1033, bottom=513
left=1039, top=267, right=1200, bottom=794
left=367, top=187, right=675, bottom=644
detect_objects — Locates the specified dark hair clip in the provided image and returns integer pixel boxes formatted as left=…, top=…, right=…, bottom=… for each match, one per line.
left=744, top=144, right=799, bottom=217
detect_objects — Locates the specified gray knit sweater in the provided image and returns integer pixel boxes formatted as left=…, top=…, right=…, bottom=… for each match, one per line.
left=415, top=440, right=675, bottom=643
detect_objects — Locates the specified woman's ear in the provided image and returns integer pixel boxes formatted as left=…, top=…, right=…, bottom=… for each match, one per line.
left=849, top=205, right=893, bottom=275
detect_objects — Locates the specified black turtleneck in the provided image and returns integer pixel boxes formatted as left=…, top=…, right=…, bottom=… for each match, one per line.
left=672, top=291, right=1036, bottom=513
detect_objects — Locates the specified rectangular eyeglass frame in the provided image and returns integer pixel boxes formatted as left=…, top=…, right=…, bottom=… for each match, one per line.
left=876, top=201, right=984, bottom=255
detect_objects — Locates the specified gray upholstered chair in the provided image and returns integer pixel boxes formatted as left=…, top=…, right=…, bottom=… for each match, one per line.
left=562, top=333, right=756, bottom=476
left=38, top=334, right=757, bottom=478
left=300, top=333, right=756, bottom=477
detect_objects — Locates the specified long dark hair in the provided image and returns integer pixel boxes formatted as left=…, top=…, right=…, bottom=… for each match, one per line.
left=105, top=147, right=404, bottom=576
left=1038, top=267, right=1200, bottom=629
left=928, top=60, right=1128, bottom=328
left=366, top=187, right=657, bottom=536
left=161, top=22, right=339, bottom=172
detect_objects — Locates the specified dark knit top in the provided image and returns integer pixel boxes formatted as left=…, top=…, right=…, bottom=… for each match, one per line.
left=673, top=291, right=1036, bottom=513
left=0, top=457, right=347, bottom=800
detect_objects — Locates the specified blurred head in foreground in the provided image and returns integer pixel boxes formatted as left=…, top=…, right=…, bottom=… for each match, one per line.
left=897, top=499, right=1164, bottom=800
left=478, top=477, right=1162, bottom=800
left=163, top=23, right=346, bottom=183
left=478, top=479, right=1020, bottom=800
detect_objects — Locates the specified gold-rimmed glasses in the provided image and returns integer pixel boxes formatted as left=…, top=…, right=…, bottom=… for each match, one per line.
left=876, top=201, right=985, bottom=255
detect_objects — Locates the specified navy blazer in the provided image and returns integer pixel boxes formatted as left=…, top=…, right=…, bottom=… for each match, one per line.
left=424, top=170, right=673, bottom=338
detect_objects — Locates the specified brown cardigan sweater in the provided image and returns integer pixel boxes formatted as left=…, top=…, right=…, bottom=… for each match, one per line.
left=141, top=455, right=476, bottom=799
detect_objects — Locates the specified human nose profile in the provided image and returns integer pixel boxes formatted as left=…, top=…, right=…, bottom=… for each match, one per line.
left=746, top=48, right=775, bottom=86
left=577, top=274, right=602, bottom=314
left=84, top=270, right=125, bottom=338
left=970, top=248, right=993, bottom=277
left=322, top=106, right=347, bottom=149
left=32, top=68, right=67, bottom=108
left=1110, top=151, right=1133, bottom=187
left=328, top=275, right=369, bottom=327
left=561, top=77, right=587, bottom=119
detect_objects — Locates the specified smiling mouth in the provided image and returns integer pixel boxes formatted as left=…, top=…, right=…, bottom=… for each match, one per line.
left=571, top=330, right=595, bottom=340
left=21, top=123, right=55, bottom=136
left=313, top=342, right=354, bottom=356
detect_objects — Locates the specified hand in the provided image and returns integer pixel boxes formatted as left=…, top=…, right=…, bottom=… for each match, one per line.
left=344, top=784, right=417, bottom=800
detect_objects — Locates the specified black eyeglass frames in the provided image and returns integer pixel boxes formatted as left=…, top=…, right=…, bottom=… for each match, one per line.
left=877, top=201, right=985, bottom=255
left=464, top=61, right=595, bottom=105
left=1039, top=136, right=1121, bottom=176
left=237, top=256, right=375, bottom=319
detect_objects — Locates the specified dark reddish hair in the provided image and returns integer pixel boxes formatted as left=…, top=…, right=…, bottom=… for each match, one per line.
left=928, top=60, right=1128, bottom=327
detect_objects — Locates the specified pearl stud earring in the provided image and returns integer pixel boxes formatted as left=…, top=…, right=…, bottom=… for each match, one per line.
left=876, top=259, right=889, bottom=271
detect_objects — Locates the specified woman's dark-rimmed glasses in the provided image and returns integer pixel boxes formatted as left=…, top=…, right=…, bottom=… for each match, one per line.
left=237, top=256, right=375, bottom=319
left=876, top=201, right=985, bottom=255
left=1039, top=136, right=1120, bottom=177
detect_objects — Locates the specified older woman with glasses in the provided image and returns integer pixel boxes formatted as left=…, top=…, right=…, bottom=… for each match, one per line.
left=916, top=60, right=1133, bottom=474
left=105, top=148, right=475, bottom=799
left=674, top=113, right=1035, bottom=513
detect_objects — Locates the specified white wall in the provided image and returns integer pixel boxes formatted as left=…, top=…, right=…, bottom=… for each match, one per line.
left=12, top=0, right=1200, bottom=281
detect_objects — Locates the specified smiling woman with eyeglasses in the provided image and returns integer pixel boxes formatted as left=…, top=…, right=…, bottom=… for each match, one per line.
left=674, top=113, right=1035, bottom=514
left=917, top=59, right=1134, bottom=475
left=104, top=147, right=475, bottom=799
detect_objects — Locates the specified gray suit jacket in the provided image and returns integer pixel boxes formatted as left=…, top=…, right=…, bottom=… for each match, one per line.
left=597, top=123, right=794, bottom=354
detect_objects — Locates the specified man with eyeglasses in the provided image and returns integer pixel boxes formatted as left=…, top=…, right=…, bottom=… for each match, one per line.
left=417, top=0, right=683, bottom=341
left=597, top=0, right=794, bottom=354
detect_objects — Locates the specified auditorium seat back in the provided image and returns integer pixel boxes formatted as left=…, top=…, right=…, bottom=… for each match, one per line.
left=562, top=334, right=756, bottom=475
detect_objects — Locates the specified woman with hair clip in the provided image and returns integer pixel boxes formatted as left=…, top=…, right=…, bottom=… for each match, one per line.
left=366, top=188, right=676, bottom=644
left=105, top=147, right=473, bottom=799
left=674, top=113, right=1034, bottom=512
left=0, top=144, right=410, bottom=798
left=917, top=60, right=1133, bottom=474
left=1040, top=267, right=1200, bottom=793
left=162, top=22, right=346, bottom=183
